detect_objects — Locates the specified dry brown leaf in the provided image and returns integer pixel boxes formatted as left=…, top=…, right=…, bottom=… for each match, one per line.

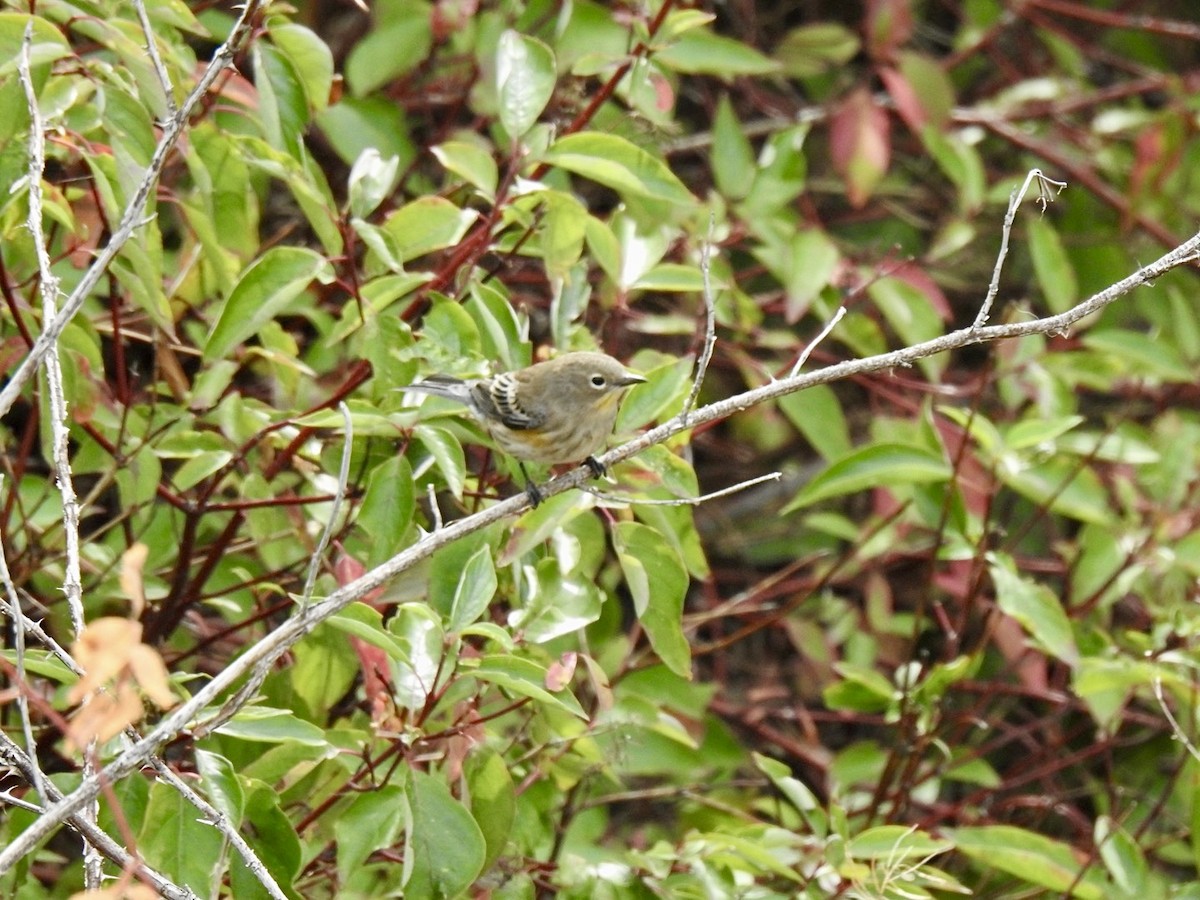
left=66, top=684, right=143, bottom=751
left=119, top=543, right=150, bottom=618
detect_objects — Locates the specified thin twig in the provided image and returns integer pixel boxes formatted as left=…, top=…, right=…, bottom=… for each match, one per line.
left=973, top=168, right=1067, bottom=329
left=302, top=402, right=353, bottom=602
left=1154, top=675, right=1200, bottom=764
left=789, top=306, right=846, bottom=378
left=427, top=482, right=443, bottom=531
left=131, top=0, right=178, bottom=118
left=0, top=477, right=47, bottom=809
left=581, top=471, right=782, bottom=506
left=681, top=214, right=718, bottom=423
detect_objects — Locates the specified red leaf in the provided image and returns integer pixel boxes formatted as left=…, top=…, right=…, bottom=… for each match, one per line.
left=866, top=0, right=914, bottom=60
left=879, top=66, right=926, bottom=131
left=891, top=261, right=951, bottom=319
left=830, top=87, right=891, bottom=208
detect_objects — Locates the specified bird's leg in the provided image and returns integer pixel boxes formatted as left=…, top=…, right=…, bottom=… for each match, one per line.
left=584, top=456, right=606, bottom=478
left=519, top=462, right=544, bottom=507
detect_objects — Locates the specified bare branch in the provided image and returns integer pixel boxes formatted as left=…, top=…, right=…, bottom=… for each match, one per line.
left=18, top=20, right=84, bottom=638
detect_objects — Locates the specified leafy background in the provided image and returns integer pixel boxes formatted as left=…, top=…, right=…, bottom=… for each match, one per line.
left=3, top=0, right=1200, bottom=897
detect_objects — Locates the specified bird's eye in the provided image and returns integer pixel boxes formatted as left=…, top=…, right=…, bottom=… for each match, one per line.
left=590, top=374, right=607, bottom=388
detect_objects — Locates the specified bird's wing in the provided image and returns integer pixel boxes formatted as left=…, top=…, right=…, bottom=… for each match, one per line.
left=481, top=373, right=543, bottom=430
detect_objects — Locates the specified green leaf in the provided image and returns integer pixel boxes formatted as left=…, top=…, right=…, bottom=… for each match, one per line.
left=317, top=96, right=416, bottom=169
left=336, top=786, right=406, bottom=887
left=999, top=457, right=1113, bottom=525
left=922, top=127, right=986, bottom=213
left=389, top=603, right=445, bottom=711
left=754, top=752, right=825, bottom=836
left=404, top=771, right=486, bottom=898
left=868, top=276, right=945, bottom=376
left=824, top=663, right=896, bottom=713
left=775, top=23, right=860, bottom=78
left=754, top=228, right=839, bottom=322
left=291, top=622, right=359, bottom=718
left=542, top=132, right=697, bottom=206
left=614, top=522, right=691, bottom=679
left=1072, top=656, right=1137, bottom=732
left=740, top=125, right=809, bottom=218
left=1003, top=414, right=1084, bottom=451
left=327, top=603, right=408, bottom=660
left=1029, top=217, right=1078, bottom=314
left=448, top=545, right=498, bottom=632
left=205, top=247, right=334, bottom=360
left=269, top=22, right=333, bottom=115
left=1095, top=815, right=1147, bottom=894
left=254, top=42, right=308, bottom=158
left=655, top=28, right=778, bottom=77
left=432, top=140, right=498, bottom=198
left=193, top=749, right=246, bottom=828
left=538, top=190, right=589, bottom=279
left=778, top=385, right=852, bottom=462
left=1082, top=329, right=1195, bottom=383
left=948, top=825, right=1110, bottom=898
left=137, top=781, right=224, bottom=895
left=212, top=707, right=330, bottom=746
left=988, top=552, right=1078, bottom=666
left=509, top=557, right=604, bottom=643
left=348, top=147, right=400, bottom=219
left=413, top=424, right=468, bottom=500
left=0, top=650, right=76, bottom=684
left=848, top=825, right=952, bottom=860
left=495, top=30, right=556, bottom=140
left=465, top=748, right=516, bottom=873
left=344, top=8, right=432, bottom=96
left=470, top=655, right=587, bottom=718
left=783, top=443, right=951, bottom=511
left=231, top=784, right=303, bottom=896
left=896, top=50, right=955, bottom=127
left=357, top=455, right=415, bottom=566
left=465, top=281, right=529, bottom=370
left=498, top=492, right=591, bottom=564
left=0, top=14, right=72, bottom=75
left=171, top=450, right=233, bottom=492
left=712, top=94, right=756, bottom=199
left=380, top=197, right=479, bottom=264
left=632, top=262, right=707, bottom=292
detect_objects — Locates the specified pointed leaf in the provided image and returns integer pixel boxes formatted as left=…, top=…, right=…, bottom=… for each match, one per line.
left=205, top=247, right=333, bottom=360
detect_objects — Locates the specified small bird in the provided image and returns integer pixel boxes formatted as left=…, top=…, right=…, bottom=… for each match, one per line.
left=403, top=351, right=647, bottom=505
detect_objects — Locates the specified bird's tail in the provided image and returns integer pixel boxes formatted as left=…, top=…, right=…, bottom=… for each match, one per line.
left=400, top=375, right=473, bottom=406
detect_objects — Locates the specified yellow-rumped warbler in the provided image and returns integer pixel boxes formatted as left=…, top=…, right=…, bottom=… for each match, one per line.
left=404, top=351, right=646, bottom=504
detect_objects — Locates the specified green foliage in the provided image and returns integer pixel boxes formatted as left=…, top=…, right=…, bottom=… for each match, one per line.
left=4, top=0, right=1200, bottom=897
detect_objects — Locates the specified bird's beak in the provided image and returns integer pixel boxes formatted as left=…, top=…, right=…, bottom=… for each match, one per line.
left=619, top=372, right=648, bottom=387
